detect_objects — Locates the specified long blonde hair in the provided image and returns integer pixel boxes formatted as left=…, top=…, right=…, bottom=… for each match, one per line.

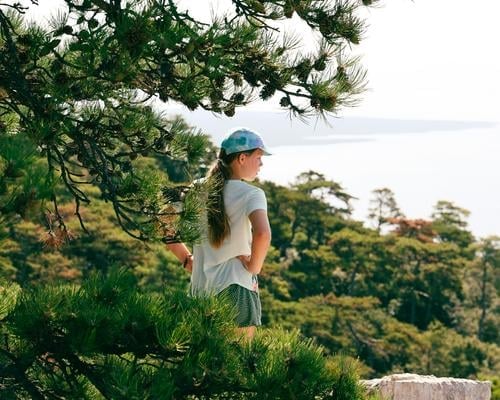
left=206, top=148, right=255, bottom=248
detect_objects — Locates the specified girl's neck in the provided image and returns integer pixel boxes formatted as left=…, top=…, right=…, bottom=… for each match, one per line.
left=228, top=172, right=244, bottom=181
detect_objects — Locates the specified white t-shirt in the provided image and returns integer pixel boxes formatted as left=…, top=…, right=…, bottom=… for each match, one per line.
left=190, top=179, right=267, bottom=296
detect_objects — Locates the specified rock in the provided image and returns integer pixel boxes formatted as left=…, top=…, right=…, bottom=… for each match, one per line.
left=361, top=373, right=491, bottom=400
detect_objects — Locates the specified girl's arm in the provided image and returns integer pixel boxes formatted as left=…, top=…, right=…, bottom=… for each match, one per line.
left=239, top=209, right=271, bottom=275
left=166, top=242, right=193, bottom=273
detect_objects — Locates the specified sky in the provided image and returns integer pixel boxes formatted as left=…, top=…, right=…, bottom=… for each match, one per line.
left=24, top=0, right=500, bottom=121
left=22, top=0, right=500, bottom=237
left=27, top=0, right=500, bottom=121
left=348, top=0, right=500, bottom=122
left=172, top=0, right=500, bottom=122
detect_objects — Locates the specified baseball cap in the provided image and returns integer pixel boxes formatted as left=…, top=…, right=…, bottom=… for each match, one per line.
left=220, top=128, right=272, bottom=156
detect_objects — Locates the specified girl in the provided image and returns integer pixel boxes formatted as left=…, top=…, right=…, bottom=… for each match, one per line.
left=167, top=128, right=272, bottom=340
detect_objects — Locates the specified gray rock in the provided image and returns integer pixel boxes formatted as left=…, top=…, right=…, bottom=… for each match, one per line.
left=362, top=373, right=491, bottom=400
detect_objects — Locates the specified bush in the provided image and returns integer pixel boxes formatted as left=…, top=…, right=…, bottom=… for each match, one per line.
left=0, top=270, right=370, bottom=399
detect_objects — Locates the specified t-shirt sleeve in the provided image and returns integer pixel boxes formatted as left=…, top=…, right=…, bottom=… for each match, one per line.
left=245, top=188, right=267, bottom=216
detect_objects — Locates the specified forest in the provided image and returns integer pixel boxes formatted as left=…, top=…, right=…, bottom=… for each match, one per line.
left=1, top=124, right=499, bottom=398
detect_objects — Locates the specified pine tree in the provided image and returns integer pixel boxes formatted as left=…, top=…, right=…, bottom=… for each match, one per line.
left=431, top=200, right=475, bottom=250
left=0, top=270, right=370, bottom=399
left=1, top=0, right=376, bottom=243
left=367, top=187, right=403, bottom=233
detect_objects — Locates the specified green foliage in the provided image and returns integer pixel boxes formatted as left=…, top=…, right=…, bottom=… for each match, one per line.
left=0, top=132, right=54, bottom=220
left=1, top=270, right=369, bottom=399
left=257, top=174, right=355, bottom=257
left=479, top=374, right=500, bottom=400
left=263, top=291, right=428, bottom=376
left=2, top=161, right=498, bottom=387
left=458, top=236, right=500, bottom=344
left=1, top=1, right=498, bottom=393
left=384, top=238, right=465, bottom=329
left=3, top=195, right=193, bottom=288
left=0, top=220, right=19, bottom=280
left=431, top=200, right=475, bottom=251
left=0, top=0, right=377, bottom=243
left=258, top=171, right=499, bottom=380
left=422, top=322, right=499, bottom=378
left=367, top=187, right=403, bottom=232
left=0, top=280, right=20, bottom=319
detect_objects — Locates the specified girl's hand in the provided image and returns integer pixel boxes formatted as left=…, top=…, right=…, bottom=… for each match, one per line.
left=236, top=255, right=251, bottom=271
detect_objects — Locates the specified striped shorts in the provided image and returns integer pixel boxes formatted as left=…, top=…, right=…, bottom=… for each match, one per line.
left=217, top=284, right=262, bottom=327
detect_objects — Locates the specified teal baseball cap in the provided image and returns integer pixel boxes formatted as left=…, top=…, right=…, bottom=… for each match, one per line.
left=220, top=128, right=272, bottom=156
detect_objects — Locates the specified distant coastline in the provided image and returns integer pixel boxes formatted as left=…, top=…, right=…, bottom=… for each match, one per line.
left=170, top=109, right=500, bottom=239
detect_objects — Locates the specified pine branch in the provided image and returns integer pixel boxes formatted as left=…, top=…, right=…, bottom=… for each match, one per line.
left=0, top=348, right=45, bottom=400
left=0, top=0, right=377, bottom=243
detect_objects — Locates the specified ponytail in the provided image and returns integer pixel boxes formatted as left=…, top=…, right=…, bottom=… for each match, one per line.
left=206, top=148, right=254, bottom=248
left=206, top=152, right=231, bottom=248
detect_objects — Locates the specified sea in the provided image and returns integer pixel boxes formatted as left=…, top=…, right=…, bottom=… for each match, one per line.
left=169, top=109, right=500, bottom=240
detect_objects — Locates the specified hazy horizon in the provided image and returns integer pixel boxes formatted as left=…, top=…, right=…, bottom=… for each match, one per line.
left=172, top=109, right=500, bottom=240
